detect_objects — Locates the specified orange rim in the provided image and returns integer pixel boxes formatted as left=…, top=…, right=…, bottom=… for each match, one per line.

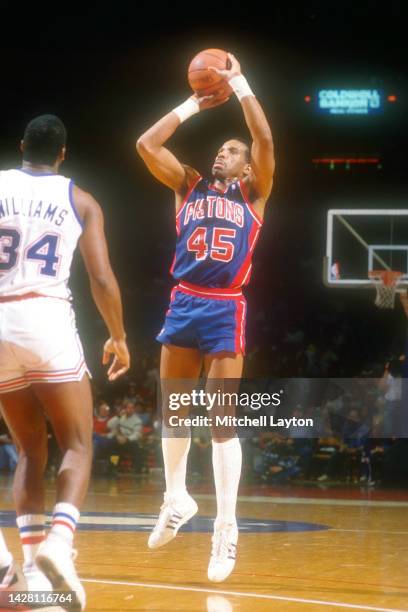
left=368, top=269, right=404, bottom=287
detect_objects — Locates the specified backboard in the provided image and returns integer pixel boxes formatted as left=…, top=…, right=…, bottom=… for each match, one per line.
left=324, top=209, right=408, bottom=290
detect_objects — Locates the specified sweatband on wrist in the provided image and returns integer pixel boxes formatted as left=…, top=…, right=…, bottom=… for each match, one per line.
left=172, top=98, right=200, bottom=123
left=228, top=74, right=254, bottom=101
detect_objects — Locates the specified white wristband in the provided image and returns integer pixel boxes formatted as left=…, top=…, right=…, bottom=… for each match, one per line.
left=229, top=74, right=254, bottom=101
left=173, top=98, right=200, bottom=123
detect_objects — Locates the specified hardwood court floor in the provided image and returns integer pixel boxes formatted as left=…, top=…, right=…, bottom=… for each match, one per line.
left=1, top=475, right=408, bottom=611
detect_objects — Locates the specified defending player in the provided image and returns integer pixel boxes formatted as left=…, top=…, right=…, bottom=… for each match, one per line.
left=0, top=115, right=130, bottom=609
left=137, top=54, right=274, bottom=581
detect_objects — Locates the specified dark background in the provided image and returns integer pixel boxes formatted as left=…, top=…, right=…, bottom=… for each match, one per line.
left=1, top=2, right=407, bottom=381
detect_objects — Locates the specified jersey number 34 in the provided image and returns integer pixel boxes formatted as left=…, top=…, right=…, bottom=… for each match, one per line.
left=0, top=229, right=60, bottom=277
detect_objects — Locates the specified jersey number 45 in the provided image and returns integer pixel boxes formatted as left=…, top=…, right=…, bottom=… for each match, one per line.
left=187, top=227, right=236, bottom=263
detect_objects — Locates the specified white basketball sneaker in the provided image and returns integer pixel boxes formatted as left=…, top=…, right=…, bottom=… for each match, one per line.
left=21, top=564, right=66, bottom=611
left=148, top=493, right=198, bottom=549
left=0, top=562, right=64, bottom=611
left=23, top=563, right=53, bottom=592
left=36, top=536, right=85, bottom=611
left=207, top=523, right=238, bottom=583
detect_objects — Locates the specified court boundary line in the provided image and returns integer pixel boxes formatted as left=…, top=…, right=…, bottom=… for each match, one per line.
left=196, top=494, right=408, bottom=508
left=331, top=529, right=408, bottom=535
left=3, top=485, right=408, bottom=508
left=82, top=577, right=408, bottom=612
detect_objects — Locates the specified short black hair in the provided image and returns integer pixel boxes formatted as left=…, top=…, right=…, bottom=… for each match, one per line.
left=22, top=114, right=66, bottom=165
left=232, top=137, right=251, bottom=162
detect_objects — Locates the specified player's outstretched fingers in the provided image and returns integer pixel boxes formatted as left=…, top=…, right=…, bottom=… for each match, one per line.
left=102, top=337, right=130, bottom=380
left=108, top=358, right=129, bottom=381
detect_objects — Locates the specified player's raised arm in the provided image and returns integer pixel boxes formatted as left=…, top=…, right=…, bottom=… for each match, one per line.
left=74, top=185, right=130, bottom=380
left=136, top=94, right=227, bottom=197
left=211, top=54, right=275, bottom=211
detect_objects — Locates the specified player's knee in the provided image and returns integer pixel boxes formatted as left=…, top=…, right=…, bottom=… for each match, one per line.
left=60, top=435, right=93, bottom=459
left=54, top=415, right=93, bottom=453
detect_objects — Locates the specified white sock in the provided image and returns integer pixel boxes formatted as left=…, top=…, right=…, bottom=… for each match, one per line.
left=212, top=437, right=242, bottom=527
left=0, top=530, right=12, bottom=569
left=16, top=514, right=46, bottom=569
left=49, top=503, right=80, bottom=546
left=162, top=433, right=191, bottom=500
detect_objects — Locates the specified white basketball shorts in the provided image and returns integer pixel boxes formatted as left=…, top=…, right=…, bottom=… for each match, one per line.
left=0, top=295, right=90, bottom=393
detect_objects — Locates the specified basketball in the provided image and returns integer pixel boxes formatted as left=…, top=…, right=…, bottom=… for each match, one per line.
left=188, top=48, right=233, bottom=99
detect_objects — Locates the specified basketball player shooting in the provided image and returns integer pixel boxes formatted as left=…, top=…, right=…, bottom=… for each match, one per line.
left=137, top=53, right=274, bottom=582
left=0, top=115, right=130, bottom=609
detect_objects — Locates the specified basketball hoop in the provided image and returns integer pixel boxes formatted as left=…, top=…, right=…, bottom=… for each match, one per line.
left=368, top=270, right=404, bottom=309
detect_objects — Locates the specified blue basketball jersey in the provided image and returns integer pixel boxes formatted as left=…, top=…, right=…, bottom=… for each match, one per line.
left=170, top=177, right=262, bottom=288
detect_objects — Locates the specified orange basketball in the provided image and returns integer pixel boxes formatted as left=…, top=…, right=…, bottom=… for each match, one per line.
left=188, top=48, right=232, bottom=99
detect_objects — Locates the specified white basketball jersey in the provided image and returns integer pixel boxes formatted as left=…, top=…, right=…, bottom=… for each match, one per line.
left=0, top=169, right=82, bottom=299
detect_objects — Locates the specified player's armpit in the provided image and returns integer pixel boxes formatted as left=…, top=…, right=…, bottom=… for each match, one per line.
left=241, top=168, right=274, bottom=220
left=174, top=166, right=202, bottom=213
left=182, top=164, right=201, bottom=190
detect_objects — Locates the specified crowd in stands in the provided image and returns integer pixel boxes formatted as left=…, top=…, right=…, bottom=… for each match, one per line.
left=1, top=291, right=407, bottom=487
left=0, top=415, right=17, bottom=472
left=88, top=365, right=407, bottom=486
left=0, top=374, right=406, bottom=486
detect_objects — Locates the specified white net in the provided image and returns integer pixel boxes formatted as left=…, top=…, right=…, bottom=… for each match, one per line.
left=369, top=270, right=403, bottom=309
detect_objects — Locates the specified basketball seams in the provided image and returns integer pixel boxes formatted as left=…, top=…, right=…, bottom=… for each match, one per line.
left=188, top=68, right=222, bottom=74
left=200, top=50, right=228, bottom=62
left=190, top=50, right=228, bottom=66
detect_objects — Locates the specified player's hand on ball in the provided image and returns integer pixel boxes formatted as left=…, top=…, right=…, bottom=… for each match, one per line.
left=191, top=93, right=229, bottom=111
left=102, top=337, right=130, bottom=381
left=209, top=52, right=241, bottom=80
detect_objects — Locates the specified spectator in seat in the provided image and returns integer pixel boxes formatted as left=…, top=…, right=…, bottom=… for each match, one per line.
left=0, top=414, right=18, bottom=472
left=378, top=358, right=402, bottom=437
left=93, top=401, right=112, bottom=460
left=105, top=402, right=143, bottom=472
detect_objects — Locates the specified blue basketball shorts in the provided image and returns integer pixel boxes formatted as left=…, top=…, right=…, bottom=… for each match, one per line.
left=156, top=281, right=247, bottom=354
